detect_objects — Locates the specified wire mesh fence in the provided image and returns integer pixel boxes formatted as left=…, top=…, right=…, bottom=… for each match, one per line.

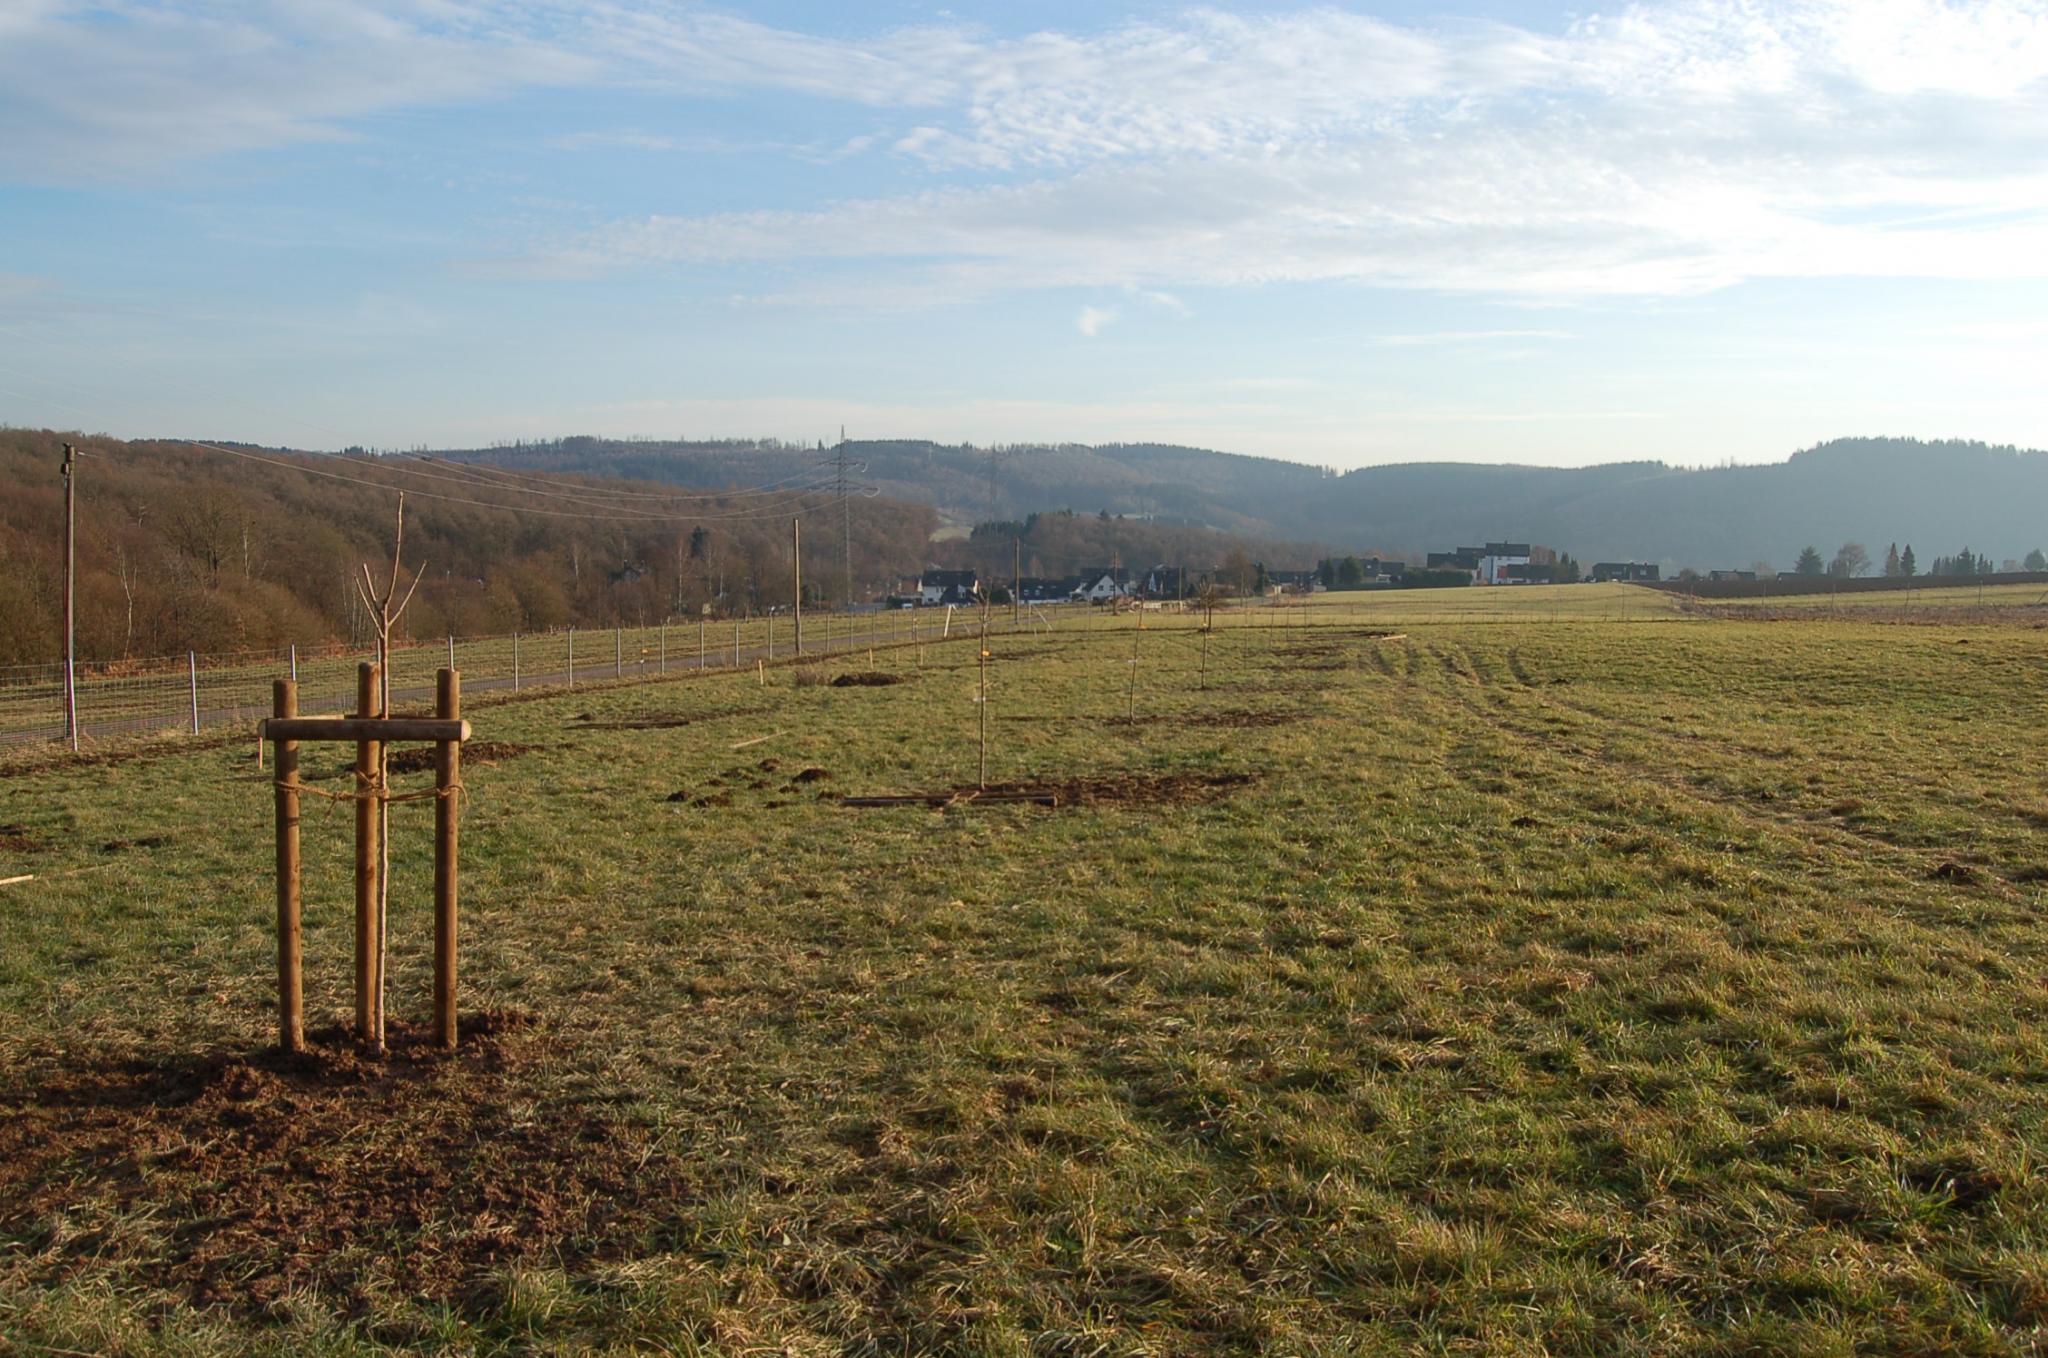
left=0, top=606, right=1043, bottom=748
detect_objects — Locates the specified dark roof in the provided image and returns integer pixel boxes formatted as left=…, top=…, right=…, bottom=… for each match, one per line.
left=920, top=568, right=977, bottom=586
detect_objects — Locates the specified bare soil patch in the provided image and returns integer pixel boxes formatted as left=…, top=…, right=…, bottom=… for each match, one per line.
left=830, top=672, right=909, bottom=687
left=386, top=740, right=542, bottom=775
left=0, top=1012, right=692, bottom=1318
left=1100, top=710, right=1304, bottom=730
left=571, top=705, right=769, bottom=732
left=0, top=823, right=42, bottom=853
left=841, top=770, right=1256, bottom=810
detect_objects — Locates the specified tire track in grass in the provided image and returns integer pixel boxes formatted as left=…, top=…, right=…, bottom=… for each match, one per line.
left=1497, top=643, right=2048, bottom=874
left=1433, top=649, right=2035, bottom=913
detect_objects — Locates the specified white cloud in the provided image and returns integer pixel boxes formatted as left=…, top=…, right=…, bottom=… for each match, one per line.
left=9, top=0, right=2048, bottom=304
left=521, top=1, right=2048, bottom=300
left=1076, top=305, right=1116, bottom=337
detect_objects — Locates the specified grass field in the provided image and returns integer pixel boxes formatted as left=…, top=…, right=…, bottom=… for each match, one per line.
left=1693, top=580, right=2048, bottom=619
left=4, top=592, right=2047, bottom=1355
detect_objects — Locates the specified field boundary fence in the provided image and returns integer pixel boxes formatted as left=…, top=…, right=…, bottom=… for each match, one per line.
left=1, top=588, right=1689, bottom=749
left=0, top=606, right=1047, bottom=748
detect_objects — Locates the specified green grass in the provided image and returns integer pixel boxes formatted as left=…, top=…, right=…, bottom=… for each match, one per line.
left=1704, top=581, right=2048, bottom=613
left=4, top=605, right=2047, bottom=1355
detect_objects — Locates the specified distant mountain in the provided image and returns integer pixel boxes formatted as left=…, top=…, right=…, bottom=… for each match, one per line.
left=443, top=435, right=2048, bottom=571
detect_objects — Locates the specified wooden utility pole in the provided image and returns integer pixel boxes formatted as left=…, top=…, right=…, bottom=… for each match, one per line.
left=61, top=443, right=77, bottom=752
left=273, top=679, right=302, bottom=1053
left=792, top=517, right=804, bottom=655
left=433, top=668, right=460, bottom=1050
left=1013, top=536, right=1022, bottom=628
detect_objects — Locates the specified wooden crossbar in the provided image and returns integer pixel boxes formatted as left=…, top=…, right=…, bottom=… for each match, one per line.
left=263, top=716, right=470, bottom=743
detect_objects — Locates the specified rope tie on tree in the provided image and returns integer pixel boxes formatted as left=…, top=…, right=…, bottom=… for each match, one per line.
left=272, top=770, right=464, bottom=806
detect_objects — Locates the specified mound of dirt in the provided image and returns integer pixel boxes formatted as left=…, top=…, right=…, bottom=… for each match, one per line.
left=1101, top=710, right=1302, bottom=730
left=841, top=770, right=1256, bottom=810
left=387, top=740, right=540, bottom=774
left=0, top=1013, right=694, bottom=1317
left=572, top=705, right=770, bottom=731
left=830, top=672, right=908, bottom=687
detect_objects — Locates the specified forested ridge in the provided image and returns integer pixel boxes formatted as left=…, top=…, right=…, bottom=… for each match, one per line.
left=451, top=434, right=2048, bottom=570
left=0, top=429, right=1332, bottom=667
left=0, top=431, right=939, bottom=666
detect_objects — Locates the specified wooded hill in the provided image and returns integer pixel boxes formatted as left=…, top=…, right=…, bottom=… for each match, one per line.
left=0, top=429, right=1335, bottom=667
left=0, top=431, right=942, bottom=666
left=446, top=435, right=2048, bottom=573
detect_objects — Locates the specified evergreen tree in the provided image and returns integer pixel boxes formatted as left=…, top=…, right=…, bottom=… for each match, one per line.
left=2026, top=549, right=2046, bottom=572
left=1956, top=547, right=1977, bottom=575
left=1901, top=544, right=1916, bottom=576
left=1794, top=545, right=1825, bottom=577
left=1883, top=542, right=1900, bottom=576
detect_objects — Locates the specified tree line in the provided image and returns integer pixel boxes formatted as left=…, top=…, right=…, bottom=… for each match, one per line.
left=1784, top=541, right=2046, bottom=580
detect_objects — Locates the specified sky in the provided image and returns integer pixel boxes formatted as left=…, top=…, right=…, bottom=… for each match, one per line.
left=3, top=0, right=2048, bottom=471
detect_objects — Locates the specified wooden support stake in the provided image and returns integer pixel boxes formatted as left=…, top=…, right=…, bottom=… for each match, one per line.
left=273, top=679, right=303, bottom=1054
left=1127, top=628, right=1140, bottom=720
left=433, top=668, right=460, bottom=1050
left=353, top=663, right=383, bottom=1052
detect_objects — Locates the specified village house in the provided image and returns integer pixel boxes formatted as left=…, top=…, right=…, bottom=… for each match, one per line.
left=1071, top=567, right=1131, bottom=603
left=1018, top=576, right=1079, bottom=604
left=1592, top=562, right=1661, bottom=583
left=1428, top=543, right=1546, bottom=584
left=1141, top=565, right=1188, bottom=598
left=917, top=568, right=979, bottom=606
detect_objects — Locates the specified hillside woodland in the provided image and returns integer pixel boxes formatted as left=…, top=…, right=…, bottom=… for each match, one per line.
left=0, top=431, right=938, bottom=666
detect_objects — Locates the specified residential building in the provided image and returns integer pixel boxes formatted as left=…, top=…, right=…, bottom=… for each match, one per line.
left=918, top=568, right=979, bottom=606
left=1591, top=562, right=1661, bottom=583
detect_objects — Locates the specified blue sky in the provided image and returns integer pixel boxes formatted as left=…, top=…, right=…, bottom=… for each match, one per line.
left=3, top=0, right=2048, bottom=469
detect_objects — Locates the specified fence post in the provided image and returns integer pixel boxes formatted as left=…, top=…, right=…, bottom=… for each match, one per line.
left=768, top=615, right=775, bottom=661
left=289, top=642, right=298, bottom=684
left=448, top=634, right=455, bottom=670
left=272, top=679, right=303, bottom=1054
left=353, top=663, right=382, bottom=1052
left=433, top=667, right=460, bottom=1051
left=568, top=627, right=576, bottom=687
left=188, top=651, right=200, bottom=734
